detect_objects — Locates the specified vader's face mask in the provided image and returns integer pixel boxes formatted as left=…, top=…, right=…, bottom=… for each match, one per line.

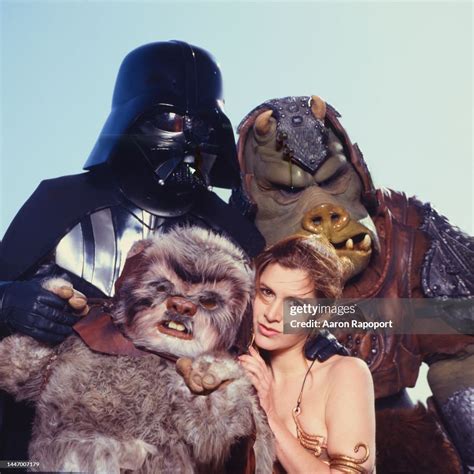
left=88, top=41, right=240, bottom=214
left=128, top=106, right=219, bottom=192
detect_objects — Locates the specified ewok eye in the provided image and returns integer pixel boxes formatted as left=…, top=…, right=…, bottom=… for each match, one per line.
left=199, top=296, right=218, bottom=310
left=131, top=297, right=154, bottom=312
left=150, top=280, right=171, bottom=293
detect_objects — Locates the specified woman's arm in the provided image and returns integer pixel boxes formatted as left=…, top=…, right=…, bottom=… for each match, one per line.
left=239, top=348, right=331, bottom=474
left=325, top=357, right=376, bottom=474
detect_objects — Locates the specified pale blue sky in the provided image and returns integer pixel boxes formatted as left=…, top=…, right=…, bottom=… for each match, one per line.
left=1, top=1, right=472, bottom=236
left=0, top=0, right=472, bottom=401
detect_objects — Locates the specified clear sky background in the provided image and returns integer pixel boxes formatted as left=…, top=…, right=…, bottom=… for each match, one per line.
left=1, top=1, right=473, bottom=401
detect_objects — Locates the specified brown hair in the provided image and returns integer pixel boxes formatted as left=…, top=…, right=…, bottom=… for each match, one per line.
left=254, top=235, right=343, bottom=299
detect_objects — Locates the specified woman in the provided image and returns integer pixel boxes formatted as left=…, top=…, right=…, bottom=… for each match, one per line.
left=239, top=236, right=376, bottom=473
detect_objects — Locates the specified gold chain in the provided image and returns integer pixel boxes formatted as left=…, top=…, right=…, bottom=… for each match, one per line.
left=292, top=358, right=371, bottom=473
left=292, top=405, right=326, bottom=456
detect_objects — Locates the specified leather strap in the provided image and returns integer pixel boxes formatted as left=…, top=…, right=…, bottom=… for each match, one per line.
left=73, top=305, right=178, bottom=362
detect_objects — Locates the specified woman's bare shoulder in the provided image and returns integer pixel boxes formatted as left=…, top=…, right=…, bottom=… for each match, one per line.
left=326, top=356, right=373, bottom=393
left=313, top=354, right=369, bottom=376
left=331, top=354, right=371, bottom=373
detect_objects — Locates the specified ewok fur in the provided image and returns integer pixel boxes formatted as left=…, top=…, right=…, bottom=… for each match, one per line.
left=0, top=227, right=274, bottom=473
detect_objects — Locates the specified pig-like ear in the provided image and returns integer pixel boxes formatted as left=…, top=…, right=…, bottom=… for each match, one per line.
left=310, top=95, right=327, bottom=120
left=253, top=110, right=274, bottom=137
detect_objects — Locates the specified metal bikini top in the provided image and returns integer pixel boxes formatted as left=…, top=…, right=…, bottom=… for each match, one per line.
left=292, top=401, right=370, bottom=473
left=291, top=358, right=371, bottom=473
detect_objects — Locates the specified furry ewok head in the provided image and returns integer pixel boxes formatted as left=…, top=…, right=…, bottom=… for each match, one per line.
left=0, top=227, right=274, bottom=473
left=113, top=226, right=254, bottom=358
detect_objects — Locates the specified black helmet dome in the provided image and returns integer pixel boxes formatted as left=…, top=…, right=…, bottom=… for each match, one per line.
left=84, top=40, right=240, bottom=189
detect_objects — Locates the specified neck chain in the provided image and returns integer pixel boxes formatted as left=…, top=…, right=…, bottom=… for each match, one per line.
left=292, top=359, right=328, bottom=456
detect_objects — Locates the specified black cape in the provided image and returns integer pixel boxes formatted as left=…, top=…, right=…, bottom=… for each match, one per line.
left=0, top=171, right=265, bottom=281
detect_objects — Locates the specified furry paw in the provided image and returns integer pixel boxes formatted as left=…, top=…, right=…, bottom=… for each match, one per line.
left=176, top=353, right=242, bottom=395
left=42, top=278, right=89, bottom=315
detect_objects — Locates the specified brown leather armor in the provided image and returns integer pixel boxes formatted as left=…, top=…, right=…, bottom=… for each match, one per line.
left=338, top=188, right=473, bottom=399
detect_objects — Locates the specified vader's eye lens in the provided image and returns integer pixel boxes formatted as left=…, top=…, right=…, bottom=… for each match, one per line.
left=154, top=113, right=184, bottom=132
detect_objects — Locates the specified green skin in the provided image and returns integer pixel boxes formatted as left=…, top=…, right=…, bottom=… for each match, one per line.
left=242, top=113, right=474, bottom=468
left=242, top=117, right=379, bottom=281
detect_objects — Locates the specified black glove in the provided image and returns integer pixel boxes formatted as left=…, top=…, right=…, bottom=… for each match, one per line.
left=0, top=280, right=80, bottom=344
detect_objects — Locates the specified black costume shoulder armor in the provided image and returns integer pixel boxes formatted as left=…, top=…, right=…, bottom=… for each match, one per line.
left=420, top=203, right=474, bottom=334
left=421, top=203, right=474, bottom=298
left=0, top=172, right=120, bottom=281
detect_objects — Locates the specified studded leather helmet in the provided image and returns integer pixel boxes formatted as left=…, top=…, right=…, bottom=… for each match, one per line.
left=236, top=96, right=378, bottom=211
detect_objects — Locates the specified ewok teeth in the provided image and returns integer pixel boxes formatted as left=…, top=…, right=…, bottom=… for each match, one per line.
left=165, top=321, right=188, bottom=333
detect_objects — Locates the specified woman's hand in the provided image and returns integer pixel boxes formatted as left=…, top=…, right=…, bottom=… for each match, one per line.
left=239, top=347, right=333, bottom=474
left=238, top=346, right=276, bottom=417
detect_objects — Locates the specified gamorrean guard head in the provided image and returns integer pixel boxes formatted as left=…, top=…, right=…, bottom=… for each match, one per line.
left=233, top=96, right=381, bottom=281
left=84, top=41, right=240, bottom=214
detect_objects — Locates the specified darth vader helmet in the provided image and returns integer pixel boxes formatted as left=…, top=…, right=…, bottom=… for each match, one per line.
left=84, top=41, right=240, bottom=210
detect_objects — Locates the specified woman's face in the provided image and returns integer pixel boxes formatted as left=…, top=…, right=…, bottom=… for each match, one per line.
left=253, top=263, right=316, bottom=352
